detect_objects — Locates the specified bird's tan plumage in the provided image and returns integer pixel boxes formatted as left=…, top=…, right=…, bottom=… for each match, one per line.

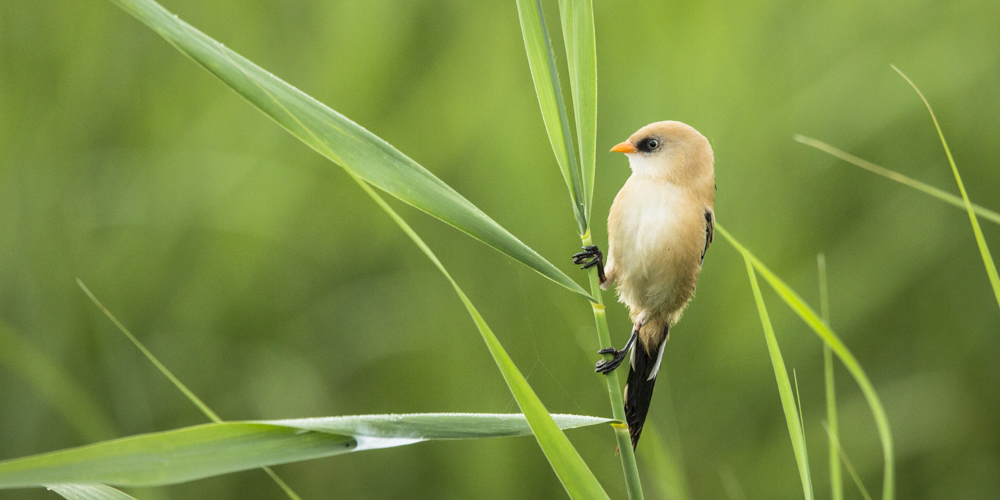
left=605, top=121, right=715, bottom=354
left=601, top=120, right=715, bottom=449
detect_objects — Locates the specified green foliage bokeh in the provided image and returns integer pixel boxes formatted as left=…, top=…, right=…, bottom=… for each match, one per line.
left=1, top=0, right=998, bottom=498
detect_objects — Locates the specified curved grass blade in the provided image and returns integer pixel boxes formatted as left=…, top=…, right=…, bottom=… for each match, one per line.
left=76, top=280, right=300, bottom=500
left=0, top=414, right=610, bottom=489
left=0, top=321, right=116, bottom=443
left=515, top=0, right=587, bottom=233
left=793, top=135, right=1000, bottom=225
left=891, top=65, right=1000, bottom=311
left=108, top=0, right=591, bottom=301
left=818, top=254, right=843, bottom=500
left=349, top=173, right=610, bottom=499
left=557, top=0, right=597, bottom=221
left=718, top=224, right=894, bottom=500
left=742, top=251, right=813, bottom=500
left=47, top=484, right=137, bottom=500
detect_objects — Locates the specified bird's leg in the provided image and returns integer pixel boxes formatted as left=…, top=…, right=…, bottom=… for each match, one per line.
left=572, top=245, right=606, bottom=284
left=595, top=327, right=638, bottom=374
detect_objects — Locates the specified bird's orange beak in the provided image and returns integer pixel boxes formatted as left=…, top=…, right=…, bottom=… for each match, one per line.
left=610, top=141, right=637, bottom=154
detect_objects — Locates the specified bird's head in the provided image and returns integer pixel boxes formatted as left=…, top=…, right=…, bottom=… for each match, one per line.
left=611, top=121, right=714, bottom=185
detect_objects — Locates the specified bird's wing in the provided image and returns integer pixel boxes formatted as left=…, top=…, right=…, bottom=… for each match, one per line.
left=701, top=209, right=714, bottom=266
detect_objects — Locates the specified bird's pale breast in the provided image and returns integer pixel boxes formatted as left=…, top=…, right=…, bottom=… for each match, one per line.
left=608, top=176, right=707, bottom=327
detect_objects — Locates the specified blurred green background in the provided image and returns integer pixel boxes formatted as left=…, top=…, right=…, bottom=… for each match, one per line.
left=2, top=0, right=998, bottom=498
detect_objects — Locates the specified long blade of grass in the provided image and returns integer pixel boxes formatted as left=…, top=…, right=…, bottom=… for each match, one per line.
left=557, top=0, right=597, bottom=221
left=108, top=0, right=591, bottom=301
left=818, top=254, right=843, bottom=500
left=350, top=173, right=609, bottom=499
left=793, top=135, right=1000, bottom=226
left=742, top=251, right=813, bottom=500
left=0, top=321, right=116, bottom=443
left=0, top=414, right=610, bottom=489
left=515, top=0, right=588, bottom=233
left=76, top=280, right=299, bottom=500
left=47, top=484, right=137, bottom=500
left=890, top=64, right=1000, bottom=311
left=719, top=224, right=894, bottom=500
left=822, top=421, right=874, bottom=500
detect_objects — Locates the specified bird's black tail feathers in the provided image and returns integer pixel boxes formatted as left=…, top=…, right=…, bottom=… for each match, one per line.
left=624, top=327, right=667, bottom=450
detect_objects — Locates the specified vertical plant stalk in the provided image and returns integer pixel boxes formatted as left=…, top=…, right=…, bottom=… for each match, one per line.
left=818, top=254, right=843, bottom=500
left=582, top=230, right=644, bottom=500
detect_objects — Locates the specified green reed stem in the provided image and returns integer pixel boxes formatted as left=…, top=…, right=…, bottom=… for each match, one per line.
left=582, top=230, right=644, bottom=500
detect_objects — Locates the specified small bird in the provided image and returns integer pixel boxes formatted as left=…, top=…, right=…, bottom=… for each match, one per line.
left=573, top=121, right=715, bottom=449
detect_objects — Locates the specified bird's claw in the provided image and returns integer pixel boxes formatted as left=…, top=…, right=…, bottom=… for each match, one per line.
left=595, top=348, right=627, bottom=374
left=572, top=245, right=607, bottom=283
left=572, top=245, right=602, bottom=265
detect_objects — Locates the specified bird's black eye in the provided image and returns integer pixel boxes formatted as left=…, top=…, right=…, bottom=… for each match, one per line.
left=647, top=139, right=660, bottom=150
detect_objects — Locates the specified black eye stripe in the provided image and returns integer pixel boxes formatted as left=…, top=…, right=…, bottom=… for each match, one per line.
left=637, top=137, right=660, bottom=152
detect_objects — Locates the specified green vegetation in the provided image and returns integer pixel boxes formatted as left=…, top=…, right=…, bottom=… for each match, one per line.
left=0, top=0, right=996, bottom=498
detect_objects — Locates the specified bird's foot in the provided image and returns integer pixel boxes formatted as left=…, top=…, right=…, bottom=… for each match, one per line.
left=595, top=347, right=628, bottom=374
left=572, top=245, right=606, bottom=284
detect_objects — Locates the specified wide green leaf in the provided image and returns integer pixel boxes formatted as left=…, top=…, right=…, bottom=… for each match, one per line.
left=107, top=0, right=591, bottom=301
left=47, top=484, right=137, bottom=500
left=717, top=224, right=894, bottom=500
left=742, top=251, right=813, bottom=500
left=557, top=0, right=597, bottom=222
left=0, top=414, right=611, bottom=489
left=515, top=0, right=587, bottom=233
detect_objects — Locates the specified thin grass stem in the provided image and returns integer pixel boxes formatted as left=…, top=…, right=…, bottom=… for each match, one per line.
left=793, top=135, right=1000, bottom=226
left=818, top=253, right=843, bottom=500
left=76, top=280, right=303, bottom=500
left=822, top=421, right=874, bottom=500
left=890, top=64, right=1000, bottom=311
left=793, top=370, right=812, bottom=494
